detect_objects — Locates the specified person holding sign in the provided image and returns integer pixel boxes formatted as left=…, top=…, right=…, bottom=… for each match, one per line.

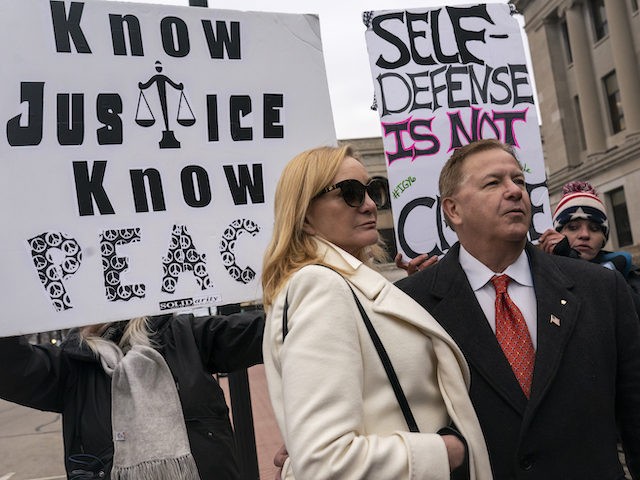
left=0, top=311, right=264, bottom=479
left=395, top=251, right=439, bottom=274
left=396, top=139, right=640, bottom=479
left=261, top=145, right=492, bottom=480
left=538, top=180, right=640, bottom=312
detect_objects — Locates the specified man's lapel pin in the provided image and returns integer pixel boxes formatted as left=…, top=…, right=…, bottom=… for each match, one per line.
left=550, top=314, right=561, bottom=327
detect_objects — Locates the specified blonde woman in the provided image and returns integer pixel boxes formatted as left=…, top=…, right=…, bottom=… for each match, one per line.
left=0, top=312, right=264, bottom=479
left=262, top=145, right=492, bottom=480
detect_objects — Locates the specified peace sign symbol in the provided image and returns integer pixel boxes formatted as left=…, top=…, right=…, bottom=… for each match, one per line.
left=47, top=281, right=65, bottom=299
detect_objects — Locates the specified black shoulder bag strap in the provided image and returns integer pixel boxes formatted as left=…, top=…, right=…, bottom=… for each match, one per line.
left=282, top=293, right=290, bottom=340
left=281, top=265, right=419, bottom=433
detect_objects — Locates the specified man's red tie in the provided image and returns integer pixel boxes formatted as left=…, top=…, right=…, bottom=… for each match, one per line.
left=491, top=274, right=535, bottom=398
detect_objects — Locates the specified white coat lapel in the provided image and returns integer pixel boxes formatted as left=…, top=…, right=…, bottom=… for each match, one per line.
left=316, top=240, right=465, bottom=361
left=370, top=281, right=468, bottom=363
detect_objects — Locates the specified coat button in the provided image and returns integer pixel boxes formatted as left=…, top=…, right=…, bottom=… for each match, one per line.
left=519, top=457, right=533, bottom=471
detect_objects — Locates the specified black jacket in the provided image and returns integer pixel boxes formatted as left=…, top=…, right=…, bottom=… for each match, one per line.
left=0, top=311, right=265, bottom=479
left=553, top=239, right=640, bottom=316
left=397, top=243, right=640, bottom=480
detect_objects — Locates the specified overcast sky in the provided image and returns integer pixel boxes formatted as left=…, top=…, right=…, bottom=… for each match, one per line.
left=105, top=0, right=520, bottom=139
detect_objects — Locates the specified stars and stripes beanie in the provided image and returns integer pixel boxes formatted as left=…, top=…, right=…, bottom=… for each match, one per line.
left=552, top=181, right=609, bottom=240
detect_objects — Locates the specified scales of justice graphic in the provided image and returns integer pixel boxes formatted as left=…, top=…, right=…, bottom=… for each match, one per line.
left=135, top=61, right=196, bottom=148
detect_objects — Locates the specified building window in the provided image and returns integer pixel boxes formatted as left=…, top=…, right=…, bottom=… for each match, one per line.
left=603, top=71, right=625, bottom=134
left=609, top=187, right=634, bottom=247
left=561, top=20, right=573, bottom=64
left=589, top=0, right=608, bottom=40
left=573, top=96, right=586, bottom=150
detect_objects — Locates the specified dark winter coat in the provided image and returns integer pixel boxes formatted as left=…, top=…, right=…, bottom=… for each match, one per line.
left=553, top=238, right=640, bottom=315
left=0, top=311, right=265, bottom=479
left=397, top=243, right=640, bottom=479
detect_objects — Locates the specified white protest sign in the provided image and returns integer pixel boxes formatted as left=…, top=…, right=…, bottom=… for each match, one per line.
left=365, top=3, right=551, bottom=259
left=0, top=0, right=336, bottom=336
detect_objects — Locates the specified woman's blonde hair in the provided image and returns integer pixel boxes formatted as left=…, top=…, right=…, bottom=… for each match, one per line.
left=82, top=316, right=154, bottom=353
left=262, top=145, right=386, bottom=308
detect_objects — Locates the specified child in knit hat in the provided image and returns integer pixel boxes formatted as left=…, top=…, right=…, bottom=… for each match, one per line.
left=539, top=181, right=640, bottom=309
left=541, top=181, right=610, bottom=261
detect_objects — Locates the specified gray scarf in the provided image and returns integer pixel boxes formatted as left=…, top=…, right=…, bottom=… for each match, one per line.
left=96, top=341, right=201, bottom=480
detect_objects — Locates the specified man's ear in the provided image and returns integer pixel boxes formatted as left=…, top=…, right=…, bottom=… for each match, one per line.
left=441, top=197, right=461, bottom=230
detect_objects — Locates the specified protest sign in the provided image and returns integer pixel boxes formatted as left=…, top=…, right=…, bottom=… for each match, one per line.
left=0, top=0, right=336, bottom=336
left=365, top=3, right=551, bottom=260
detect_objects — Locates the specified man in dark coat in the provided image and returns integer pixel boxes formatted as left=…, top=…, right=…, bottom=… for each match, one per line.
left=397, top=139, right=640, bottom=479
left=0, top=311, right=264, bottom=479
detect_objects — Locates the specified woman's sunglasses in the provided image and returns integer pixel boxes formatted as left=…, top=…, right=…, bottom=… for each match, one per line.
left=317, top=178, right=388, bottom=208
